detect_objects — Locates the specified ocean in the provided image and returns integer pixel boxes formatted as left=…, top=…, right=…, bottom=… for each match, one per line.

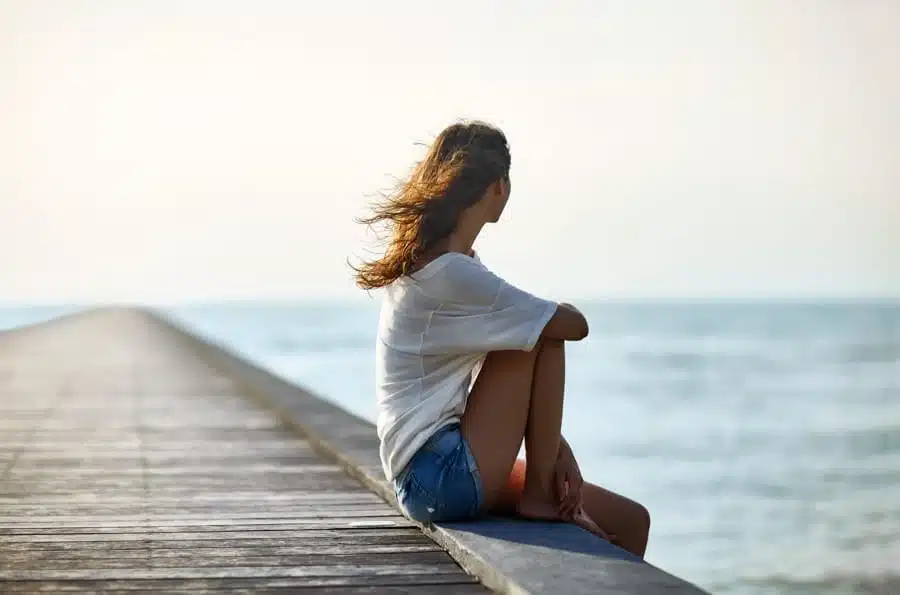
left=2, top=301, right=898, bottom=595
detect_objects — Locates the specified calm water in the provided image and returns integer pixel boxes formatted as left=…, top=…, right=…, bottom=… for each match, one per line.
left=3, top=302, right=899, bottom=595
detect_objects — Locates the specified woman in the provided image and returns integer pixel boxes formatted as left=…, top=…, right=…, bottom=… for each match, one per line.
left=354, top=120, right=651, bottom=558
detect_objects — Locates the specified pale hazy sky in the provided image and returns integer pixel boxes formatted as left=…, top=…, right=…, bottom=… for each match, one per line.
left=3, top=1, right=898, bottom=303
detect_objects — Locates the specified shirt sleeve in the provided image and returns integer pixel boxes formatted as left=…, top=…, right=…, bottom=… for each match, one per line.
left=420, top=255, right=558, bottom=355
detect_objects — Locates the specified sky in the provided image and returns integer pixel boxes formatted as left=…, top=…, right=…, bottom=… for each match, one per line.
left=2, top=0, right=898, bottom=303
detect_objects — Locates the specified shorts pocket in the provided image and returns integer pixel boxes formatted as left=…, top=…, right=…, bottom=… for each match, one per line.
left=396, top=467, right=440, bottom=523
left=433, top=444, right=480, bottom=521
left=393, top=425, right=481, bottom=523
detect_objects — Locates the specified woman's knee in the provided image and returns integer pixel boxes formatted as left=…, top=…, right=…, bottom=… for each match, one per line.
left=528, top=337, right=565, bottom=373
left=633, top=501, right=651, bottom=535
left=534, top=337, right=564, bottom=353
left=583, top=485, right=649, bottom=537
left=615, top=495, right=650, bottom=532
left=482, top=338, right=563, bottom=369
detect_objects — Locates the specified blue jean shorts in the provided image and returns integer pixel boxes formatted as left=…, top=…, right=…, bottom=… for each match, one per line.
left=393, top=423, right=484, bottom=523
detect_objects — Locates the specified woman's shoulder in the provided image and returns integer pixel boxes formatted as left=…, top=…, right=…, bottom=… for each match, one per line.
left=414, top=253, right=502, bottom=306
left=414, top=252, right=493, bottom=284
left=409, top=252, right=476, bottom=279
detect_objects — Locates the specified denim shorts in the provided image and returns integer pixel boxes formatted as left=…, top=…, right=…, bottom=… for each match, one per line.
left=393, top=423, right=484, bottom=523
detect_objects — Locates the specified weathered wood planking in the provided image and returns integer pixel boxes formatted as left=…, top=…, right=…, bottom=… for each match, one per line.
left=0, top=310, right=487, bottom=593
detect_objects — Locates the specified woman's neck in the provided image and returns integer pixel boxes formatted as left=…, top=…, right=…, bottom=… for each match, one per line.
left=447, top=213, right=485, bottom=256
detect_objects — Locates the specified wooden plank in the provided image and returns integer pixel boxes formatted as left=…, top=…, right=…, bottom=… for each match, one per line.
left=2, top=550, right=457, bottom=570
left=1, top=541, right=441, bottom=556
left=0, top=508, right=403, bottom=526
left=0, top=439, right=314, bottom=448
left=1, top=499, right=385, bottom=513
left=11, top=454, right=324, bottom=466
left=0, top=577, right=483, bottom=592
left=0, top=492, right=382, bottom=504
left=0, top=516, right=414, bottom=535
left=1, top=487, right=377, bottom=497
left=3, top=479, right=366, bottom=491
left=0, top=563, right=468, bottom=580
left=0, top=534, right=442, bottom=560
left=0, top=528, right=428, bottom=544
left=1, top=510, right=394, bottom=520
left=8, top=465, right=346, bottom=476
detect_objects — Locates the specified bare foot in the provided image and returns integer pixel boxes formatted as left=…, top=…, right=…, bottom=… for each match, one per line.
left=572, top=506, right=615, bottom=543
left=516, top=490, right=562, bottom=522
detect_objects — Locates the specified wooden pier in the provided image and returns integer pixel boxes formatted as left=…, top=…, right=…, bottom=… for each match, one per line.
left=0, top=308, right=709, bottom=594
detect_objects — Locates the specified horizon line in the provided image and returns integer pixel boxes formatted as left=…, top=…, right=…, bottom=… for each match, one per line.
left=2, top=296, right=899, bottom=309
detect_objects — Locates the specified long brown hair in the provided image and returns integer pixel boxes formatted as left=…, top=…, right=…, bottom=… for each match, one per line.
left=353, top=121, right=511, bottom=290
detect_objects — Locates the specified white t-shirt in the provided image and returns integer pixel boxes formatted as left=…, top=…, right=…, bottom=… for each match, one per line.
left=375, top=252, right=558, bottom=481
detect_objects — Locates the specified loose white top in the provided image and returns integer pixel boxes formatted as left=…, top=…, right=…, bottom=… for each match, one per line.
left=375, top=252, right=558, bottom=480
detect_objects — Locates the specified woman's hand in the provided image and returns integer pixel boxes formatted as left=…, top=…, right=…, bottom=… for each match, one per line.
left=553, top=441, right=584, bottom=519
left=553, top=444, right=617, bottom=544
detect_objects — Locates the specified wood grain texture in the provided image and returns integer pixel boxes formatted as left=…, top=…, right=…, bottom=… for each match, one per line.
left=0, top=309, right=487, bottom=594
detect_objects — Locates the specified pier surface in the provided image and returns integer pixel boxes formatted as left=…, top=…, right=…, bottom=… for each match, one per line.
left=0, top=310, right=485, bottom=593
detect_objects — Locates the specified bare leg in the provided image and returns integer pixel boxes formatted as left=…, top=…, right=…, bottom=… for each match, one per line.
left=460, top=339, right=566, bottom=518
left=580, top=481, right=651, bottom=558
left=495, top=459, right=651, bottom=558
left=517, top=339, right=565, bottom=519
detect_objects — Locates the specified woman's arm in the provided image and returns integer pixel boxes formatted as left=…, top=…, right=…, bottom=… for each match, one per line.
left=541, top=302, right=589, bottom=341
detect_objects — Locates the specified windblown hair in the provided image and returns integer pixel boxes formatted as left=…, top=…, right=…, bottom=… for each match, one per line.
left=353, top=121, right=511, bottom=290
